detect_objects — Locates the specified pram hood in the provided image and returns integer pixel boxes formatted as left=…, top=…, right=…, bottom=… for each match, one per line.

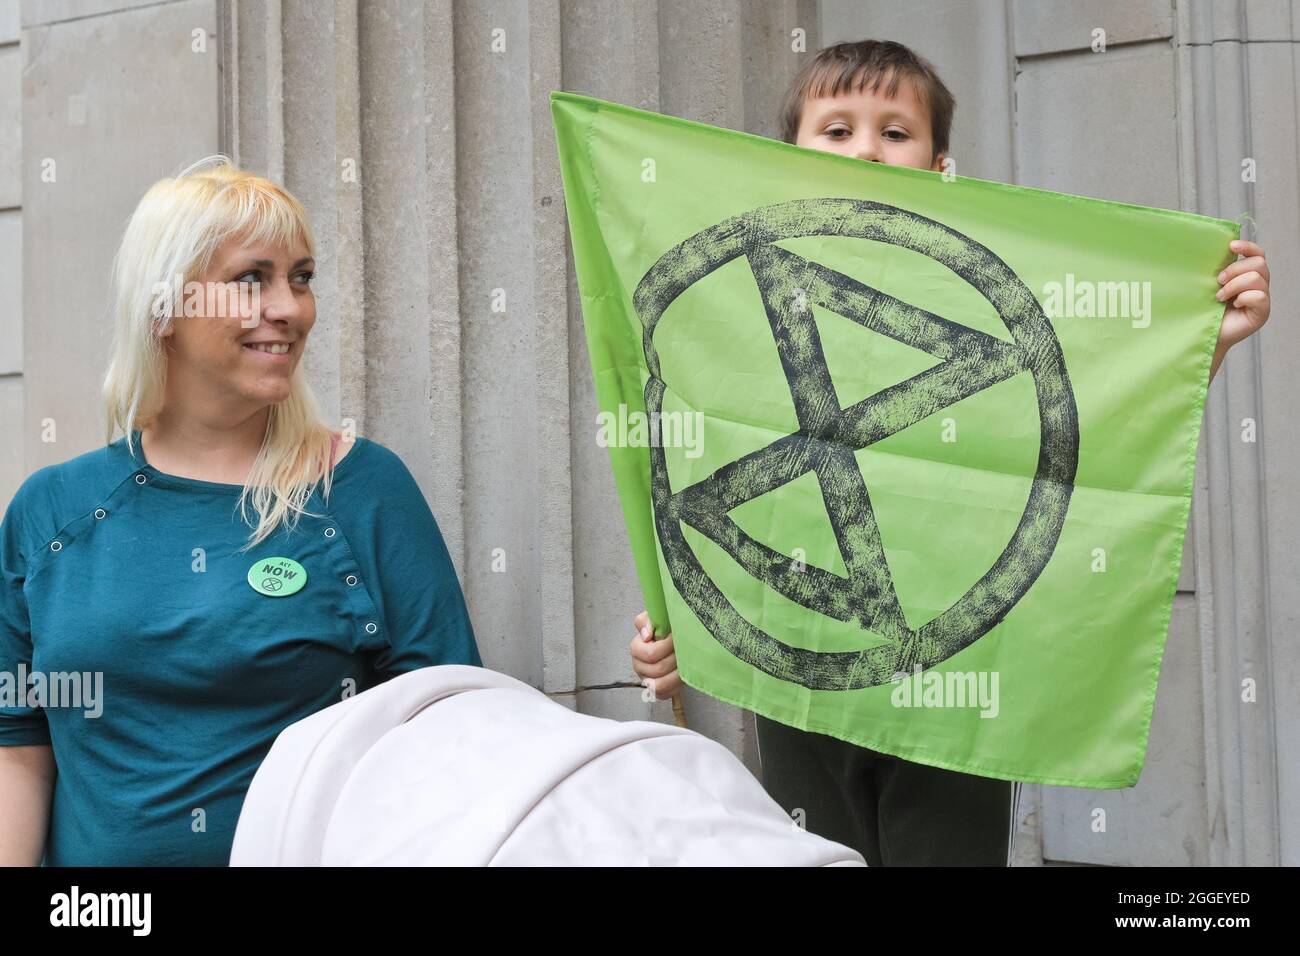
left=231, top=665, right=865, bottom=866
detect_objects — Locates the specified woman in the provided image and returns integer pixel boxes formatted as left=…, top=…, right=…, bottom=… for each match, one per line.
left=0, top=157, right=480, bottom=866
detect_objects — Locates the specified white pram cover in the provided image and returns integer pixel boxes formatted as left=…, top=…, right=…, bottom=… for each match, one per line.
left=230, top=665, right=865, bottom=866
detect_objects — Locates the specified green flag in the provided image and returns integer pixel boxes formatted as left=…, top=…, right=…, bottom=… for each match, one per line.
left=551, top=90, right=1237, bottom=788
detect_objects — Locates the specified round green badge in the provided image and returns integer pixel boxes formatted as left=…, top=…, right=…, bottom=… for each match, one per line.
left=247, top=557, right=307, bottom=597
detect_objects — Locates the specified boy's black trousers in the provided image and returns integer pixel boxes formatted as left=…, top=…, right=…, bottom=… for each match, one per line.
left=754, top=713, right=1022, bottom=866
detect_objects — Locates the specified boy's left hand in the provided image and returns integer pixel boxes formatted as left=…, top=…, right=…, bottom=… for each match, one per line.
left=1211, top=238, right=1271, bottom=380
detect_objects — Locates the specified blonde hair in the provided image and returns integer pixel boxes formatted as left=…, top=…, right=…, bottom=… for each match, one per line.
left=102, top=155, right=341, bottom=551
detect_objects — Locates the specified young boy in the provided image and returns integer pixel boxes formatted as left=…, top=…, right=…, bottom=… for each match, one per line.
left=630, top=39, right=1271, bottom=865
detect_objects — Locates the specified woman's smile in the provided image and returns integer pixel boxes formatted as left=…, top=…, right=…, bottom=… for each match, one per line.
left=242, top=339, right=296, bottom=364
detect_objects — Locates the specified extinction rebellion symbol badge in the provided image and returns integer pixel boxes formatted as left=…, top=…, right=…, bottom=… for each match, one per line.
left=247, top=556, right=307, bottom=597
left=634, top=198, right=1080, bottom=691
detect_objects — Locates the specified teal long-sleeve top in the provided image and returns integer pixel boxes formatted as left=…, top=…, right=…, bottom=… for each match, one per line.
left=0, top=430, right=481, bottom=866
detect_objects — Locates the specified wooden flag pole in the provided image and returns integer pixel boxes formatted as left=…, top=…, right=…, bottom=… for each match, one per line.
left=670, top=691, right=687, bottom=728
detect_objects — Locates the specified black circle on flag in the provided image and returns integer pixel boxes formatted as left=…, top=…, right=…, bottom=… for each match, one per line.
left=633, top=198, right=1079, bottom=691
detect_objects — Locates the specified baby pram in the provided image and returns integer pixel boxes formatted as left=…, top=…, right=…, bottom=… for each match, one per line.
left=231, top=665, right=864, bottom=866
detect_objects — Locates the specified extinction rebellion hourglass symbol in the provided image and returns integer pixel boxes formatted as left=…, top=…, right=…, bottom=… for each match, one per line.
left=635, top=198, right=1079, bottom=691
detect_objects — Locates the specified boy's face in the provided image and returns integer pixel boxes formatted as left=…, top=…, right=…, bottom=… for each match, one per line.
left=794, top=73, right=944, bottom=172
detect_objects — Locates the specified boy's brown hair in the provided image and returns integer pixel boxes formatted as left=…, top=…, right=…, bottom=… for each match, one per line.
left=779, top=39, right=955, bottom=158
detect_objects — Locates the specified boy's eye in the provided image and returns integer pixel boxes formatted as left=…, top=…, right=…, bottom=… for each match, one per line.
left=884, top=128, right=909, bottom=141
left=825, top=126, right=851, bottom=139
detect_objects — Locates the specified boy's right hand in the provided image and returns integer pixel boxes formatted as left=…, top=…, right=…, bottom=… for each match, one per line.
left=629, top=610, right=682, bottom=701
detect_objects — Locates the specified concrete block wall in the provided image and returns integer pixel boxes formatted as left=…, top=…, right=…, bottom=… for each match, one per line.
left=16, top=0, right=219, bottom=468
left=0, top=1, right=22, bottom=497
left=1180, top=0, right=1300, bottom=870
